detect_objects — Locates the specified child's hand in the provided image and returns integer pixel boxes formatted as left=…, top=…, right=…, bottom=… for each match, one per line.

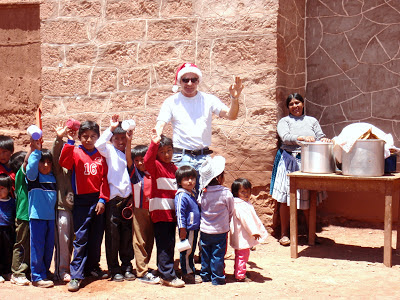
left=179, top=228, right=187, bottom=240
left=95, top=202, right=105, bottom=215
left=30, top=138, right=42, bottom=151
left=110, top=114, right=119, bottom=132
left=126, top=129, right=133, bottom=141
left=151, top=128, right=161, bottom=144
left=66, top=128, right=78, bottom=141
left=253, top=234, right=261, bottom=240
left=54, top=122, right=67, bottom=139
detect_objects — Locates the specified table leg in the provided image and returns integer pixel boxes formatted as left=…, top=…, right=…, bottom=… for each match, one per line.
left=290, top=178, right=298, bottom=258
left=384, top=186, right=393, bottom=267
left=308, top=191, right=317, bottom=245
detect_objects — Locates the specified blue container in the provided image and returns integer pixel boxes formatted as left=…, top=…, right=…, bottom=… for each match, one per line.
left=384, top=154, right=397, bottom=173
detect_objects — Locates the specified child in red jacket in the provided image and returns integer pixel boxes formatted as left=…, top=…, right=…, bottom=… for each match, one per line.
left=144, top=130, right=184, bottom=288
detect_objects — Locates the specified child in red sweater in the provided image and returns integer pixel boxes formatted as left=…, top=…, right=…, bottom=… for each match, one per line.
left=144, top=130, right=184, bottom=288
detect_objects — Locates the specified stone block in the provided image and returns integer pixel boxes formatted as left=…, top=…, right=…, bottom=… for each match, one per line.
left=62, top=96, right=108, bottom=115
left=146, top=87, right=175, bottom=108
left=66, top=44, right=97, bottom=66
left=41, top=20, right=88, bottom=44
left=211, top=37, right=277, bottom=72
left=41, top=44, right=63, bottom=68
left=60, top=0, right=102, bottom=17
left=97, top=43, right=138, bottom=67
left=342, top=94, right=371, bottom=121
left=307, top=48, right=342, bottom=82
left=152, top=61, right=179, bottom=85
left=107, top=91, right=146, bottom=112
left=41, top=97, right=66, bottom=117
left=345, top=64, right=399, bottom=93
left=199, top=0, right=277, bottom=18
left=364, top=3, right=400, bottom=24
left=138, top=42, right=179, bottom=65
left=372, top=89, right=400, bottom=120
left=160, top=0, right=194, bottom=17
left=41, top=67, right=90, bottom=96
left=40, top=0, right=58, bottom=20
left=319, top=104, right=346, bottom=126
left=147, top=19, right=196, bottom=41
left=198, top=14, right=276, bottom=39
left=91, top=68, right=118, bottom=93
left=97, top=20, right=145, bottom=43
left=320, top=32, right=358, bottom=72
left=106, top=0, right=159, bottom=19
left=119, top=67, right=150, bottom=91
left=377, top=25, right=400, bottom=59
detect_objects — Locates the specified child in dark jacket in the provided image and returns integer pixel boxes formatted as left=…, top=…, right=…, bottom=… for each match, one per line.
left=174, top=165, right=201, bottom=284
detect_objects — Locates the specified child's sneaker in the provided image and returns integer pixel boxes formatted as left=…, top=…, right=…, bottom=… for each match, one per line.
left=32, top=279, right=54, bottom=288
left=160, top=277, right=185, bottom=288
left=137, top=272, right=160, bottom=285
left=68, top=279, right=81, bottom=292
left=10, top=274, right=30, bottom=286
left=182, top=273, right=202, bottom=284
left=0, top=275, right=5, bottom=283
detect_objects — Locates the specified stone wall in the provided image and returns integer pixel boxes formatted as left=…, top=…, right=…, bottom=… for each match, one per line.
left=305, top=0, right=400, bottom=144
left=305, top=0, right=400, bottom=222
left=0, top=2, right=41, bottom=145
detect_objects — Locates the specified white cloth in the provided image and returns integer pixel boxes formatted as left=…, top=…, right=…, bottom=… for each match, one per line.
left=332, top=123, right=398, bottom=163
left=229, top=197, right=268, bottom=250
left=94, top=128, right=132, bottom=199
left=157, top=91, right=228, bottom=150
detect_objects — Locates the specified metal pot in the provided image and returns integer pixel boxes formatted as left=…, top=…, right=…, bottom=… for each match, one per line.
left=341, top=139, right=385, bottom=177
left=301, top=142, right=335, bottom=174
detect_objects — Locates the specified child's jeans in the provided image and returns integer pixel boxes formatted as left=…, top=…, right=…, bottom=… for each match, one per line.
left=30, top=219, right=54, bottom=282
left=234, top=248, right=250, bottom=280
left=180, top=229, right=199, bottom=275
left=200, top=231, right=227, bottom=285
left=70, top=194, right=105, bottom=280
left=154, top=221, right=177, bottom=281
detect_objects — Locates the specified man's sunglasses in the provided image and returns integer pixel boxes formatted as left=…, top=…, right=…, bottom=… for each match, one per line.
left=181, top=77, right=198, bottom=83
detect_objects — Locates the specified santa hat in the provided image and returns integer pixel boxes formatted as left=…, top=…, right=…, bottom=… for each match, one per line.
left=172, top=63, right=202, bottom=92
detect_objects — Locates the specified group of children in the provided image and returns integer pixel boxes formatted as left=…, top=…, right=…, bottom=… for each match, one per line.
left=0, top=115, right=268, bottom=291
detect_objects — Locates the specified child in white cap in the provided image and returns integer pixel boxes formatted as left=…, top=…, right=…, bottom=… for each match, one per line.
left=198, top=156, right=234, bottom=285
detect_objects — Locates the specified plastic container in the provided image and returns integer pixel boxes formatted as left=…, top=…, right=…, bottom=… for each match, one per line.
left=27, top=125, right=42, bottom=140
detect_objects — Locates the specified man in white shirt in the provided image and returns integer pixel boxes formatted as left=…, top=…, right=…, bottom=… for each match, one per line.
left=154, top=63, right=243, bottom=172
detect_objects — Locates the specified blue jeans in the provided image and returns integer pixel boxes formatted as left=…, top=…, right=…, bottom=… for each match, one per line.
left=70, top=197, right=105, bottom=280
left=172, top=152, right=208, bottom=193
left=30, top=219, right=55, bottom=282
left=200, top=231, right=227, bottom=285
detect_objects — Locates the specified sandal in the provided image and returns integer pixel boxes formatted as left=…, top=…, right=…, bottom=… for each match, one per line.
left=279, top=236, right=290, bottom=246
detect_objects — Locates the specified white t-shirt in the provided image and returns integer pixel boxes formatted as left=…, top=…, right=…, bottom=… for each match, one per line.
left=157, top=91, right=228, bottom=150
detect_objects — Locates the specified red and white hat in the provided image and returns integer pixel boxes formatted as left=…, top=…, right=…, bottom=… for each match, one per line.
left=172, top=63, right=202, bottom=92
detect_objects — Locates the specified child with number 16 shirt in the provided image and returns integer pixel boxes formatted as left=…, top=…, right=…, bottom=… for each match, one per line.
left=59, top=121, right=109, bottom=292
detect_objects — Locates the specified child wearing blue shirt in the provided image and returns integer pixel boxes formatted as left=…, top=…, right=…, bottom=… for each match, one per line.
left=0, top=173, right=16, bottom=283
left=174, top=165, right=201, bottom=284
left=26, top=140, right=57, bottom=288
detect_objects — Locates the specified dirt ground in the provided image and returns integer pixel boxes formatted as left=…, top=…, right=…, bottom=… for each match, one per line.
left=2, top=223, right=400, bottom=299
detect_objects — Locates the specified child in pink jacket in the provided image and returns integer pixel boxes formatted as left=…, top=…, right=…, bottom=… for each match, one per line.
left=229, top=178, right=268, bottom=282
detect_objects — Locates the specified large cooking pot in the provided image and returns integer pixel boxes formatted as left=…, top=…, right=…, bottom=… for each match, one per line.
left=341, top=139, right=385, bottom=177
left=301, top=142, right=335, bottom=174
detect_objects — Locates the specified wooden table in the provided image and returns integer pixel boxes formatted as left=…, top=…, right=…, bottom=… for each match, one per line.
left=288, top=171, right=400, bottom=267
